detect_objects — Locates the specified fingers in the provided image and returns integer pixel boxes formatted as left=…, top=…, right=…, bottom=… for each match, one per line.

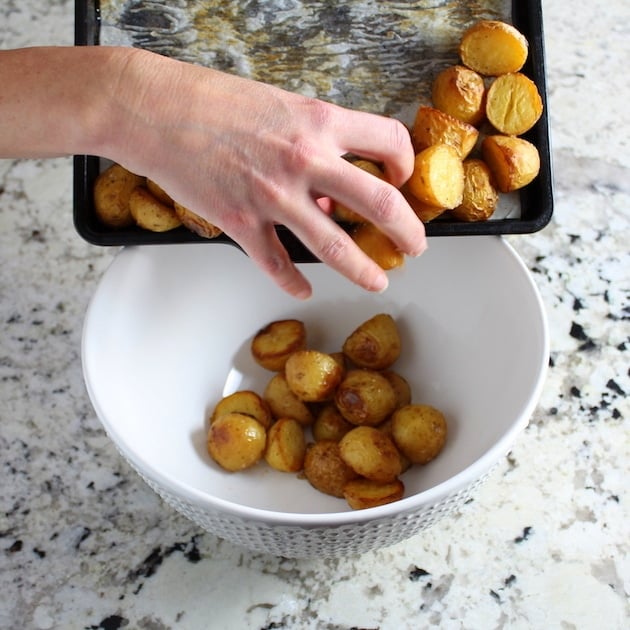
left=313, top=157, right=427, bottom=258
left=227, top=222, right=314, bottom=300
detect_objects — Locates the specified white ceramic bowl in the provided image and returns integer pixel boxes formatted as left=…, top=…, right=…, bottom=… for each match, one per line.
left=82, top=236, right=548, bottom=558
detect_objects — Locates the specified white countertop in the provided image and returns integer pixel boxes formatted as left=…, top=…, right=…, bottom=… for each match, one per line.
left=1, top=1, right=628, bottom=628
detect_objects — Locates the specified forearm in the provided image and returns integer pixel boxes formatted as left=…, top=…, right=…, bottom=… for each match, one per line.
left=0, top=46, right=158, bottom=161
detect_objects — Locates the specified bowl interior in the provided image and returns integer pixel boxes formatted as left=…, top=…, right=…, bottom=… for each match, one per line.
left=82, top=237, right=547, bottom=522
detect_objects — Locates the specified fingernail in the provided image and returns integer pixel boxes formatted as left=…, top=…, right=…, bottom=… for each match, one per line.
left=372, top=273, right=389, bottom=294
left=409, top=240, right=428, bottom=257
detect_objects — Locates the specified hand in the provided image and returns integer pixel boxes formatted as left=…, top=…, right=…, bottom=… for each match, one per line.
left=108, top=50, right=427, bottom=298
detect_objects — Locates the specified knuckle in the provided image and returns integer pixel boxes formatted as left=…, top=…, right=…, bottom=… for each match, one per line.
left=305, top=98, right=334, bottom=130
left=369, top=184, right=399, bottom=224
left=389, top=117, right=413, bottom=153
left=316, top=232, right=351, bottom=264
left=285, top=138, right=318, bottom=174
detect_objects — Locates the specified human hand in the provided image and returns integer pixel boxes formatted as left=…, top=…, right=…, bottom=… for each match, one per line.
left=102, top=49, right=427, bottom=298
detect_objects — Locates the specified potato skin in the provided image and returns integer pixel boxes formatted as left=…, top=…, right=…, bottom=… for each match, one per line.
left=342, top=313, right=402, bottom=370
left=411, top=106, right=479, bottom=159
left=432, top=65, right=486, bottom=126
left=381, top=371, right=412, bottom=409
left=93, top=164, right=144, bottom=228
left=264, top=373, right=315, bottom=426
left=481, top=135, right=540, bottom=193
left=485, top=72, right=543, bottom=135
left=264, top=418, right=306, bottom=472
left=450, top=158, right=499, bottom=222
left=146, top=179, right=174, bottom=206
left=312, top=404, right=354, bottom=442
left=391, top=404, right=448, bottom=465
left=251, top=319, right=307, bottom=372
left=303, top=440, right=359, bottom=498
left=129, top=187, right=182, bottom=232
left=174, top=202, right=223, bottom=239
left=350, top=222, right=405, bottom=271
left=210, top=390, right=273, bottom=429
left=408, top=144, right=465, bottom=209
left=459, top=20, right=529, bottom=76
left=207, top=412, right=267, bottom=472
left=343, top=478, right=405, bottom=510
left=334, top=369, right=397, bottom=426
left=285, top=350, right=344, bottom=402
left=339, top=426, right=402, bottom=482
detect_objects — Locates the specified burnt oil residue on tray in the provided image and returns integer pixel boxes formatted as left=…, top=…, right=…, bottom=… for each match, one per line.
left=99, top=0, right=510, bottom=120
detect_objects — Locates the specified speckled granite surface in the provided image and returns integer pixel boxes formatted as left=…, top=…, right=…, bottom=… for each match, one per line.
left=1, top=1, right=628, bottom=629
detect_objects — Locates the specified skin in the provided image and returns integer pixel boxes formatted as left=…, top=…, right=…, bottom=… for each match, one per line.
left=0, top=46, right=427, bottom=298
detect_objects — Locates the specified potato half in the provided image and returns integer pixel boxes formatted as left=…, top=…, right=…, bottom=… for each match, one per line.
left=450, top=158, right=499, bottom=222
left=342, top=313, right=402, bottom=370
left=251, top=319, right=307, bottom=372
left=174, top=202, right=223, bottom=239
left=93, top=164, right=144, bottom=229
left=207, top=412, right=266, bottom=472
left=411, top=106, right=479, bottom=159
left=335, top=369, right=397, bottom=426
left=285, top=350, right=344, bottom=402
left=339, top=426, right=402, bottom=483
left=264, top=373, right=315, bottom=426
left=350, top=223, right=405, bottom=271
left=481, top=135, right=540, bottom=193
left=264, top=417, right=306, bottom=473
left=485, top=72, right=543, bottom=135
left=391, top=404, right=448, bottom=465
left=129, top=187, right=182, bottom=232
left=303, top=440, right=359, bottom=498
left=431, top=65, right=486, bottom=126
left=210, top=390, right=273, bottom=429
left=343, top=478, right=405, bottom=510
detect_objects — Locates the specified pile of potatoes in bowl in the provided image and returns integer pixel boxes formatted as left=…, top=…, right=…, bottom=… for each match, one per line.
left=206, top=313, right=448, bottom=511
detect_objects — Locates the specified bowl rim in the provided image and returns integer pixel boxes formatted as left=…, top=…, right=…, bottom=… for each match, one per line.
left=82, top=237, right=549, bottom=527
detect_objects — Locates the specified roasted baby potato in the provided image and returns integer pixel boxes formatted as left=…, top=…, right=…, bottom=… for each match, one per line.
left=334, top=159, right=386, bottom=223
left=342, top=313, right=402, bottom=370
left=343, top=478, right=405, bottom=510
left=407, top=144, right=465, bottom=209
left=210, top=390, right=273, bottom=429
left=381, top=371, right=412, bottom=409
left=285, top=350, right=344, bottom=402
left=146, top=179, right=174, bottom=206
left=431, top=64, right=486, bottom=126
left=174, top=202, right=223, bottom=239
left=312, top=404, right=354, bottom=442
left=450, top=158, right=499, bottom=222
left=93, top=164, right=144, bottom=228
left=303, top=440, right=359, bottom=498
left=207, top=412, right=267, bottom=472
left=391, top=404, right=448, bottom=465
left=350, top=222, right=405, bottom=271
left=129, top=187, right=182, bottom=232
left=481, top=135, right=541, bottom=193
left=264, top=417, right=306, bottom=473
left=264, top=373, right=315, bottom=426
left=339, top=426, right=402, bottom=482
left=335, top=369, right=397, bottom=427
left=485, top=72, right=543, bottom=136
left=251, top=319, right=307, bottom=372
left=459, top=20, right=529, bottom=76
left=401, top=183, right=446, bottom=223
left=411, top=106, right=479, bottom=159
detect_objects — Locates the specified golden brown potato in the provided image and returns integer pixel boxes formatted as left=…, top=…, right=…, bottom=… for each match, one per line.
left=93, top=164, right=144, bottom=228
left=459, top=20, right=529, bottom=76
left=343, top=478, right=405, bottom=510
left=251, top=319, right=307, bottom=372
left=264, top=373, right=315, bottom=426
left=407, top=144, right=465, bottom=209
left=450, top=158, right=499, bottom=222
left=481, top=135, right=541, bottom=193
left=391, top=404, right=448, bottom=465
left=401, top=183, right=447, bottom=223
left=312, top=404, right=354, bottom=442
left=350, top=222, right=405, bottom=271
left=146, top=179, right=174, bottom=206
left=485, top=72, right=543, bottom=136
left=431, top=64, right=486, bottom=126
left=411, top=107, right=479, bottom=159
left=207, top=412, right=266, bottom=472
left=264, top=417, right=306, bottom=472
left=377, top=418, right=413, bottom=474
left=285, top=350, right=344, bottom=402
left=339, top=426, right=402, bottom=482
left=334, top=159, right=386, bottom=223
left=342, top=313, right=402, bottom=370
left=210, top=390, right=273, bottom=429
left=129, top=187, right=182, bottom=232
left=381, top=371, right=412, bottom=409
left=303, top=440, right=359, bottom=498
left=334, top=369, right=397, bottom=426
left=174, top=202, right=223, bottom=239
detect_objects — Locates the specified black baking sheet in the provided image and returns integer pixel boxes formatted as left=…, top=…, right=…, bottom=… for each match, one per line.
left=73, top=0, right=553, bottom=261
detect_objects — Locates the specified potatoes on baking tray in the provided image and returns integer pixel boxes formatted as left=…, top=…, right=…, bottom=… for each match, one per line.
left=205, top=314, right=448, bottom=510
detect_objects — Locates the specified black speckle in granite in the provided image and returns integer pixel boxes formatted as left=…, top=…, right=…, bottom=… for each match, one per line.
left=570, top=386, right=582, bottom=398
left=568, top=234, right=581, bottom=244
left=572, top=297, right=585, bottom=311
left=609, top=495, right=620, bottom=503
left=27, top=229, right=46, bottom=243
left=33, top=547, right=46, bottom=558
left=504, top=574, right=517, bottom=587
left=7, top=540, right=23, bottom=553
left=549, top=407, right=558, bottom=415
left=570, top=322, right=589, bottom=342
left=489, top=589, right=501, bottom=603
left=409, top=566, right=430, bottom=581
left=606, top=379, right=625, bottom=396
left=75, top=526, right=92, bottom=550
left=88, top=615, right=128, bottom=630
left=514, top=526, right=533, bottom=544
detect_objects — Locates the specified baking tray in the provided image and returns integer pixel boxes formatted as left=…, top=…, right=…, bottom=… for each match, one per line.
left=74, top=0, right=553, bottom=261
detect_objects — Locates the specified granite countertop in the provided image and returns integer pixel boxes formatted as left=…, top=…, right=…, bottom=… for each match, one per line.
left=1, top=1, right=628, bottom=628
